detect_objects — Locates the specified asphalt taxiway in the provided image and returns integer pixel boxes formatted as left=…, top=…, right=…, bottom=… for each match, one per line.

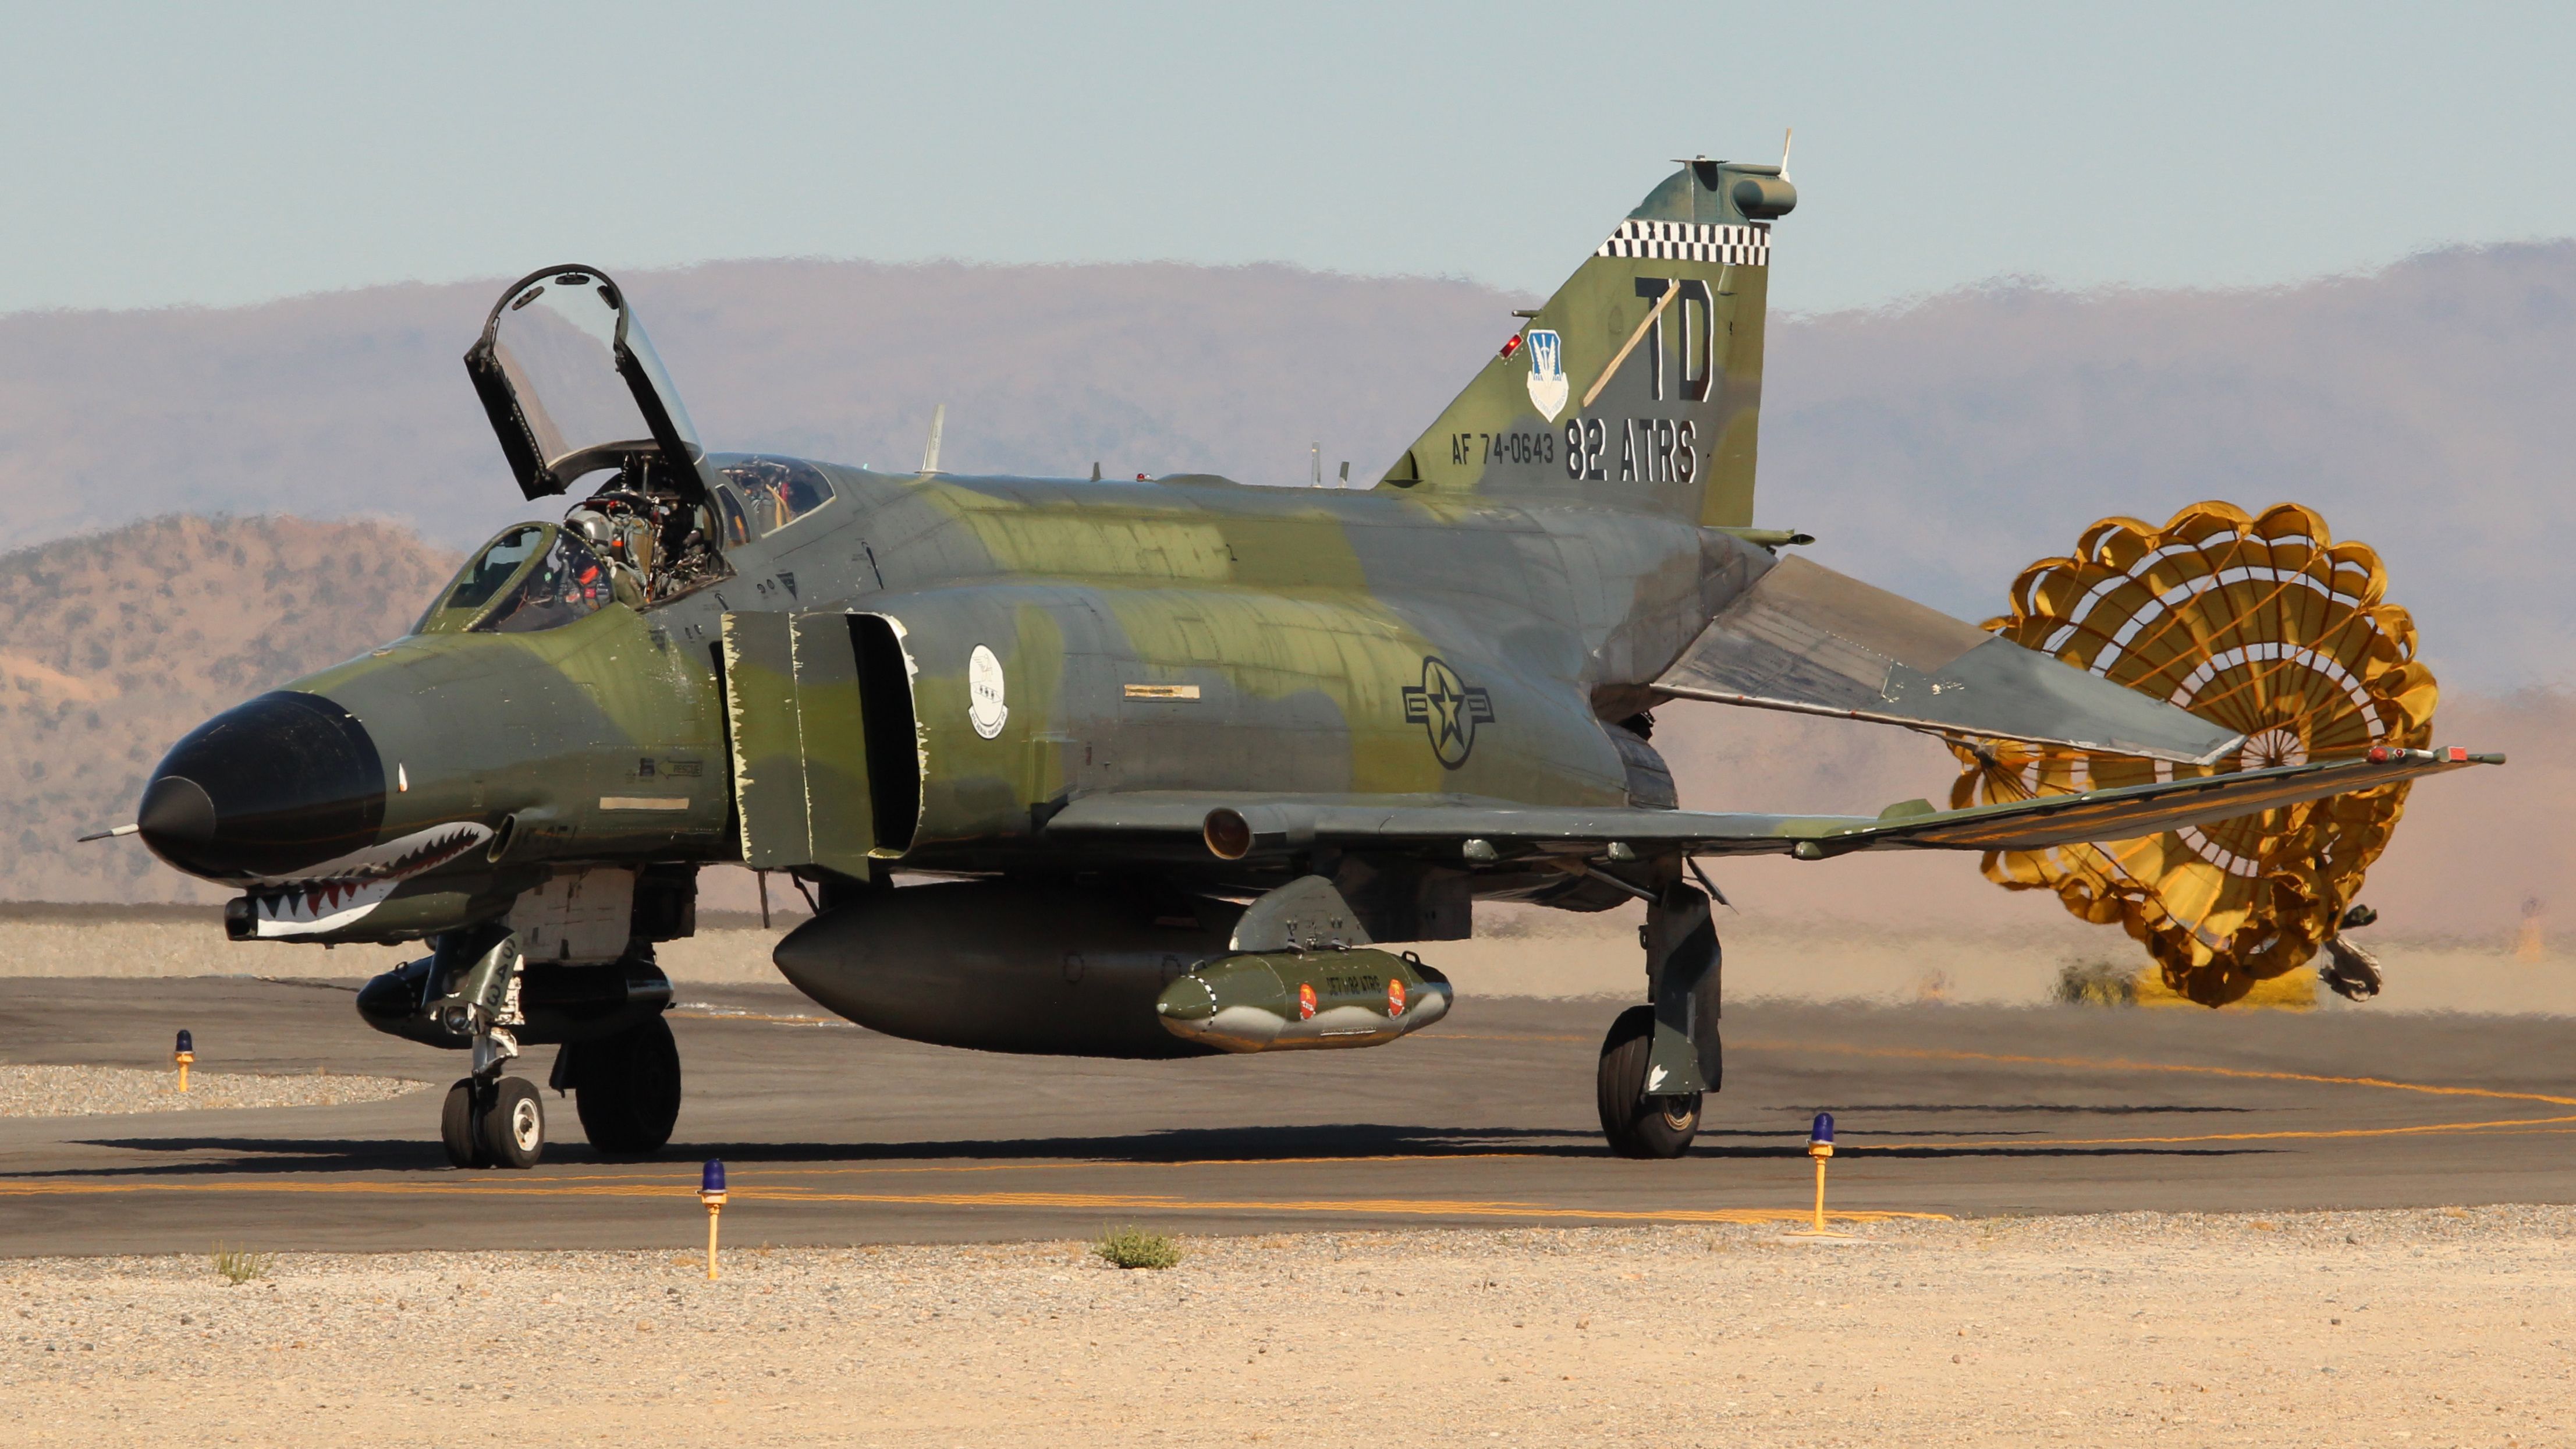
left=2, top=975, right=2571, bottom=1256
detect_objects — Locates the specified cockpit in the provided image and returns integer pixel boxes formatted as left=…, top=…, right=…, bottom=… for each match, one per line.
left=445, top=265, right=849, bottom=632
left=417, top=523, right=620, bottom=636
left=462, top=265, right=734, bottom=608
left=712, top=456, right=836, bottom=546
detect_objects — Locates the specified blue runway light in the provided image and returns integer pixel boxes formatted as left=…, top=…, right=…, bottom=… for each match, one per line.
left=698, top=1159, right=729, bottom=1281
left=1802, top=1111, right=1839, bottom=1233
left=175, top=1030, right=193, bottom=1054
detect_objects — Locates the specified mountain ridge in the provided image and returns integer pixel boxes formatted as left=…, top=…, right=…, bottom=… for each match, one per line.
left=5, top=245, right=2564, bottom=689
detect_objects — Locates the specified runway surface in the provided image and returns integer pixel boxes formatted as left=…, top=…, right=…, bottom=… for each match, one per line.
left=2, top=975, right=2571, bottom=1256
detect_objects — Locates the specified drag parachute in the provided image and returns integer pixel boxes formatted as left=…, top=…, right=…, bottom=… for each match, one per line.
left=1950, top=502, right=2436, bottom=1005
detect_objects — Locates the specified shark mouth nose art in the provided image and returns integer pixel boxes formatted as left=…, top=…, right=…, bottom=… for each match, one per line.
left=238, top=821, right=495, bottom=937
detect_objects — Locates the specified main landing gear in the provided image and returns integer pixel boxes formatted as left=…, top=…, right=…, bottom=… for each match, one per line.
left=1596, top=880, right=1722, bottom=1159
left=552, top=1015, right=684, bottom=1157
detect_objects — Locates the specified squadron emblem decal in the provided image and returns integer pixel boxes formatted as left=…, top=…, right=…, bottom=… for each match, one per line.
left=967, top=644, right=1009, bottom=739
left=1401, top=656, right=1496, bottom=770
left=1524, top=328, right=1568, bottom=421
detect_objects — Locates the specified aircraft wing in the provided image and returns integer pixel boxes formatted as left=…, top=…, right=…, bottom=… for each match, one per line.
left=1043, top=748, right=2497, bottom=862
left=1652, top=555, right=2245, bottom=766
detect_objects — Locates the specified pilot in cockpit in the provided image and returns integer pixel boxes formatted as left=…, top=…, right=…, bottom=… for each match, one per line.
left=572, top=482, right=686, bottom=603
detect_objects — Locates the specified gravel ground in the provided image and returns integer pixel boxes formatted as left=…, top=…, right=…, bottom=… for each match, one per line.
left=0, top=1065, right=424, bottom=1117
left=3, top=1206, right=2570, bottom=1447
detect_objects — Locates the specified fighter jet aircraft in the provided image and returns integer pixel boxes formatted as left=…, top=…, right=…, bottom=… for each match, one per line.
left=123, top=155, right=2495, bottom=1167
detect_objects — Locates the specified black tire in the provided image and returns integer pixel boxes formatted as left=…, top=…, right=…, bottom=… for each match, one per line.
left=441, top=1078, right=488, bottom=1168
left=478, top=1076, right=545, bottom=1169
left=573, top=1015, right=683, bottom=1157
left=1596, top=1004, right=1701, bottom=1159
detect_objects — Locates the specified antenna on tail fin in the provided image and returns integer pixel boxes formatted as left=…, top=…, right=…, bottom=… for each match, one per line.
left=1780, top=127, right=1793, bottom=181
left=921, top=403, right=946, bottom=473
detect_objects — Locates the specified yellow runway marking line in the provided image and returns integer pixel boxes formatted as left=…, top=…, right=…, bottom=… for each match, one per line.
left=0, top=1179, right=684, bottom=1199
left=0, top=1176, right=1943, bottom=1224
left=1741, top=1039, right=2576, bottom=1109
left=1860, top=1113, right=2576, bottom=1152
left=670, top=1152, right=1590, bottom=1182
left=263, top=1150, right=1612, bottom=1192
left=278, top=1104, right=2576, bottom=1190
left=726, top=1189, right=1946, bottom=1225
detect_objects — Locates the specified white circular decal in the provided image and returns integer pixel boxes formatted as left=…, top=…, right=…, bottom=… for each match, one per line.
left=967, top=644, right=1009, bottom=739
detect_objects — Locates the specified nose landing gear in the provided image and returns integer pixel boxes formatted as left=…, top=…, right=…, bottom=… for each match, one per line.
left=442, top=1074, right=546, bottom=1170
left=434, top=931, right=543, bottom=1169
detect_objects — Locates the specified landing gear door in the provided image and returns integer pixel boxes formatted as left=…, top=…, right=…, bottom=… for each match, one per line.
left=719, top=613, right=877, bottom=878
left=466, top=264, right=709, bottom=504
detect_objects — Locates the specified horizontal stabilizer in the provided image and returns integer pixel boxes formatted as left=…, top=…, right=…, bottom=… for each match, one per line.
left=1043, top=749, right=2496, bottom=862
left=1653, top=556, right=2242, bottom=764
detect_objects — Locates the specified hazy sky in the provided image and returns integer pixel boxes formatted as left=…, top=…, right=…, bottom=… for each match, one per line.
left=5, top=2, right=2571, bottom=316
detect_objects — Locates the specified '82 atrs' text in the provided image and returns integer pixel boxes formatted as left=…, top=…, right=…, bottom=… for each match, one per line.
left=1562, top=417, right=1697, bottom=484
left=1449, top=430, right=1557, bottom=467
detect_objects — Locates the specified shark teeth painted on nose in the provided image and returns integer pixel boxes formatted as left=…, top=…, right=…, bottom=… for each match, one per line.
left=243, top=821, right=494, bottom=938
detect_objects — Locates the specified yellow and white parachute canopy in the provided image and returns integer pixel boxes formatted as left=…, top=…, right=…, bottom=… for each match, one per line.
left=1950, top=502, right=2437, bottom=1006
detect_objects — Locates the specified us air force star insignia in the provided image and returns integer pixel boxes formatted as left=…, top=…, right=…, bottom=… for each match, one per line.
left=967, top=644, right=1008, bottom=739
left=1524, top=328, right=1568, bottom=421
left=1400, top=656, right=1496, bottom=769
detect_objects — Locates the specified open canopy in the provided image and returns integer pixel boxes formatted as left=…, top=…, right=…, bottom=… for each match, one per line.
left=464, top=265, right=705, bottom=502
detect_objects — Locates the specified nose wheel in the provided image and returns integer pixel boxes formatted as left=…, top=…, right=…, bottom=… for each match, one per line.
left=441, top=1075, right=545, bottom=1169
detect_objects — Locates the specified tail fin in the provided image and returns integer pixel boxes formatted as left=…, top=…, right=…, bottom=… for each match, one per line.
left=1378, top=158, right=1793, bottom=528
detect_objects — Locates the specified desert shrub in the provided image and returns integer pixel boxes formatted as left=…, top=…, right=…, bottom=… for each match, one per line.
left=2056, top=959, right=2138, bottom=1007
left=1092, top=1226, right=1181, bottom=1270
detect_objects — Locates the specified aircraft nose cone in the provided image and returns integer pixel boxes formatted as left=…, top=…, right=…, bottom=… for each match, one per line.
left=137, top=691, right=387, bottom=881
left=136, top=775, right=218, bottom=851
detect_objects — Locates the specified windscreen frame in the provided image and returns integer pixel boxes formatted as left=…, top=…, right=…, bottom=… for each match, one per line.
left=464, top=263, right=709, bottom=505
left=415, top=523, right=549, bottom=634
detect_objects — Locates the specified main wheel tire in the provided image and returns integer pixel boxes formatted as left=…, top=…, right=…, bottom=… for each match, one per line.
left=1596, top=1004, right=1701, bottom=1159
left=478, top=1076, right=545, bottom=1169
left=574, top=1015, right=683, bottom=1157
left=441, top=1078, right=488, bottom=1168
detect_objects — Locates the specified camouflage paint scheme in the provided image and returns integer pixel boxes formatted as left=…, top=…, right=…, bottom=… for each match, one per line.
left=196, top=161, right=1792, bottom=938
left=151, top=158, right=2489, bottom=1009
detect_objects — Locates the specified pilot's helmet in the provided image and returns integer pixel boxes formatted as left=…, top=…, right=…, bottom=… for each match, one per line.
left=565, top=509, right=617, bottom=548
